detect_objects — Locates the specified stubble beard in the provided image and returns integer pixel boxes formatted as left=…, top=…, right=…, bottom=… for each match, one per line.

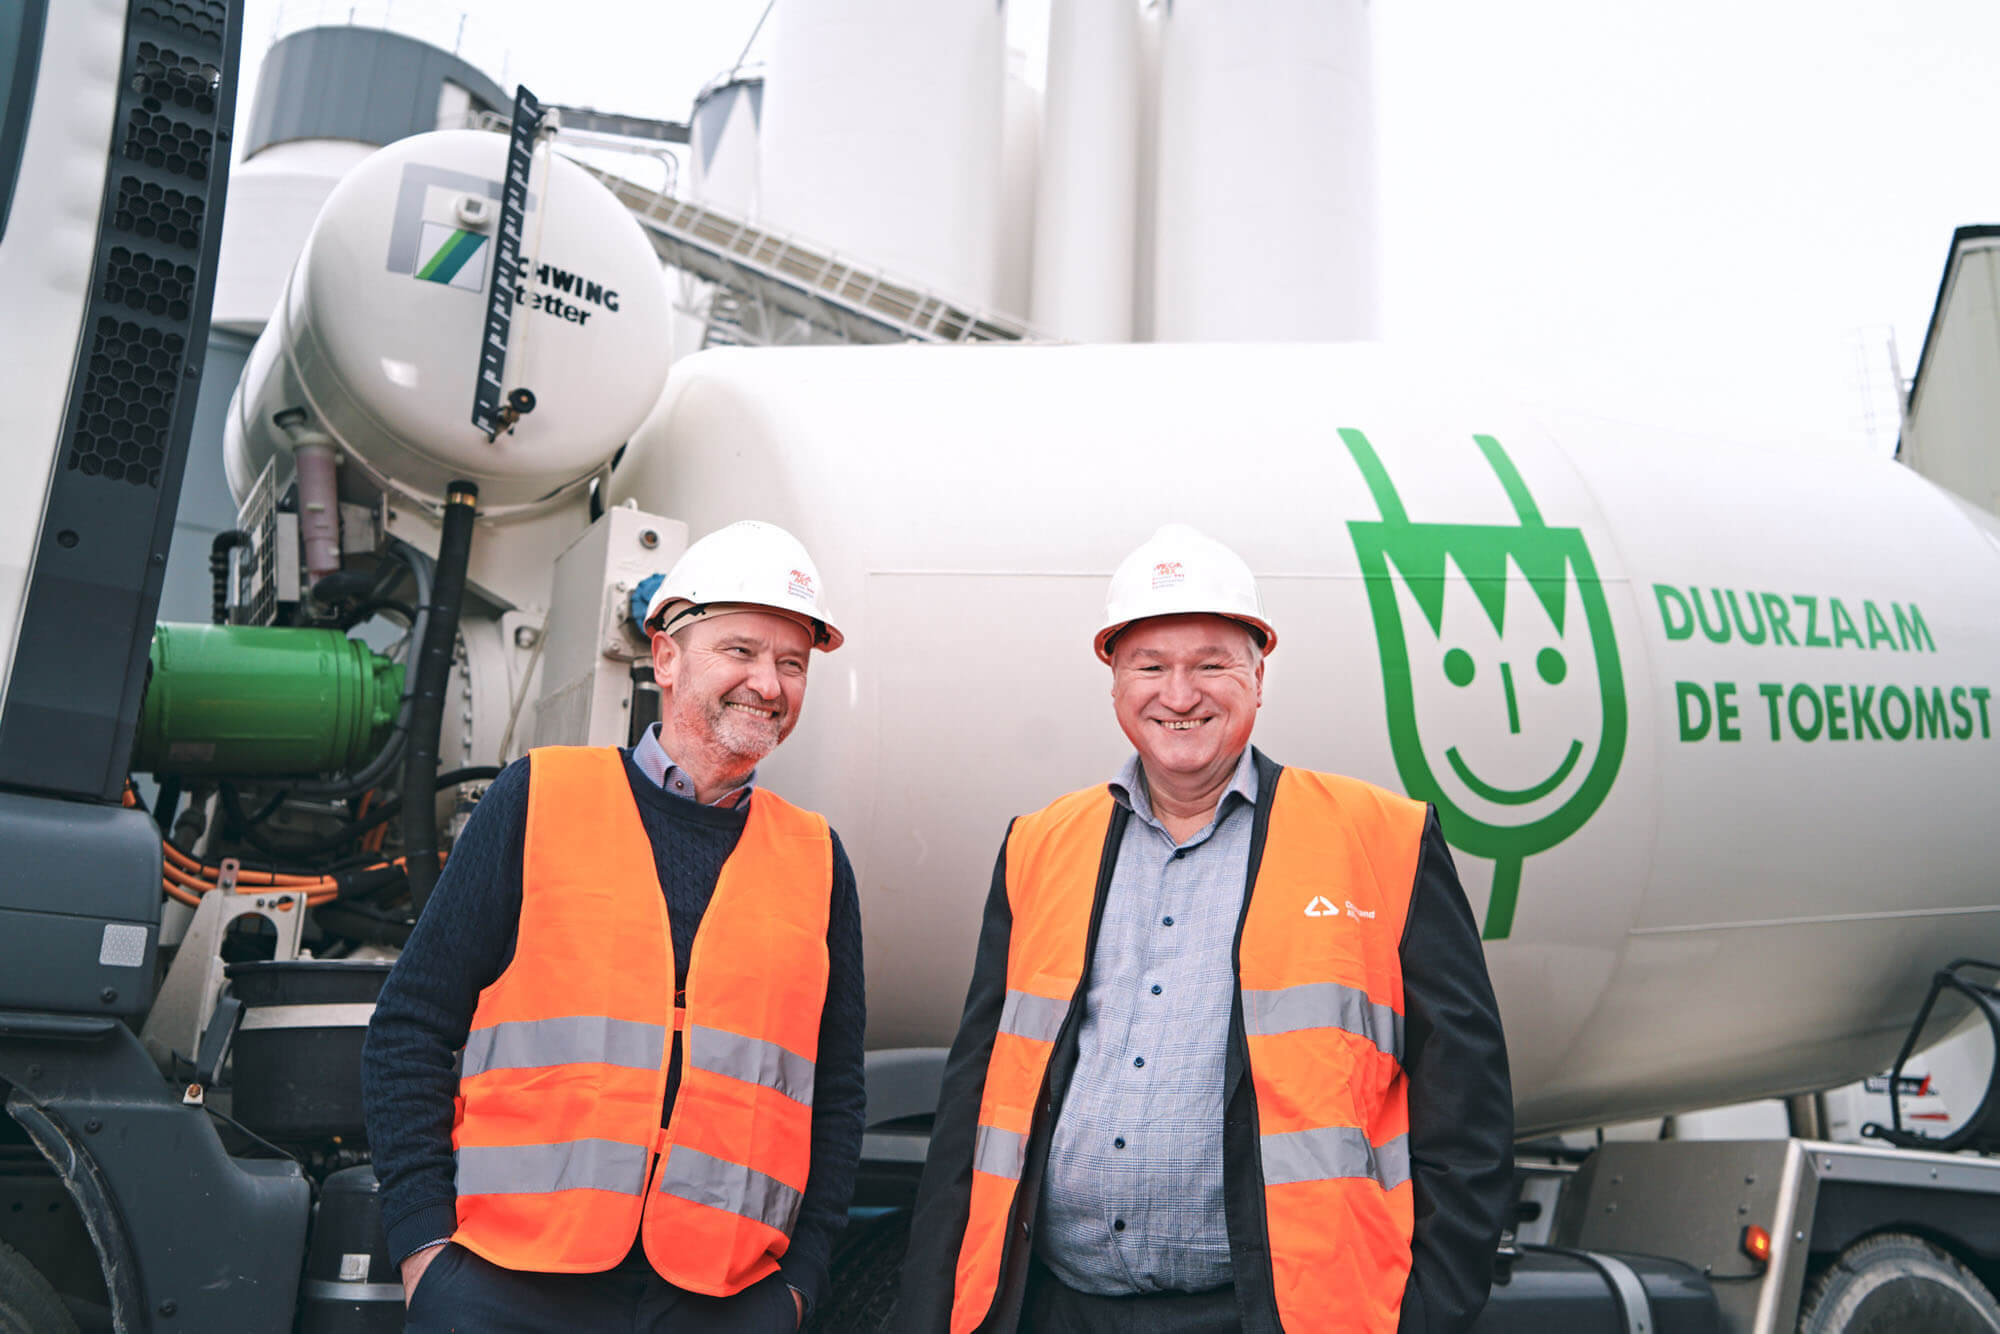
left=669, top=686, right=783, bottom=781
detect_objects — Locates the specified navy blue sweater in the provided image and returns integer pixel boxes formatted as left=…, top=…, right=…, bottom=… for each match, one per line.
left=361, top=749, right=866, bottom=1313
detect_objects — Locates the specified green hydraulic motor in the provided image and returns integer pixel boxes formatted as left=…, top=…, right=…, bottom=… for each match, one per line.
left=132, top=623, right=404, bottom=776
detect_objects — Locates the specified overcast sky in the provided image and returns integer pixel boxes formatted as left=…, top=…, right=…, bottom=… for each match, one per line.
left=239, top=1, right=2000, bottom=457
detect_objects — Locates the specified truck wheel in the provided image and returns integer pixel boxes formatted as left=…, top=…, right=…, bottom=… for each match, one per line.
left=0, top=1240, right=79, bottom=1334
left=808, top=1211, right=909, bottom=1333
left=1797, top=1232, right=2000, bottom=1334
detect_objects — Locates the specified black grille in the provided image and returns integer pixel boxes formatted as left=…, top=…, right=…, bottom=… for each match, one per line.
left=64, top=317, right=185, bottom=489
left=101, top=244, right=196, bottom=318
left=133, top=40, right=220, bottom=114
left=121, top=105, right=213, bottom=182
left=137, top=0, right=227, bottom=43
left=0, top=0, right=241, bottom=801
left=65, top=29, right=227, bottom=496
left=111, top=175, right=204, bottom=251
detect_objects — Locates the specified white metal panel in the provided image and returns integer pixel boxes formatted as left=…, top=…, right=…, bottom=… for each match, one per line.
left=532, top=506, right=687, bottom=750
left=610, top=342, right=2000, bottom=1133
left=759, top=0, right=1005, bottom=310
left=1032, top=0, right=1138, bottom=342
left=1152, top=0, right=1378, bottom=342
left=0, top=0, right=130, bottom=716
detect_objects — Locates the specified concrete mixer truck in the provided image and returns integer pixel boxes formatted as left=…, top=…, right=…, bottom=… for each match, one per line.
left=3, top=4, right=2000, bottom=1331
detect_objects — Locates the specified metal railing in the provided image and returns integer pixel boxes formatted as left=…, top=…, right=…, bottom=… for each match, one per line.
left=576, top=163, right=1046, bottom=347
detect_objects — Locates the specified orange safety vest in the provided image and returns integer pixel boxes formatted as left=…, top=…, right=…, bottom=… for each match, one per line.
left=950, top=767, right=1425, bottom=1334
left=450, top=746, right=833, bottom=1296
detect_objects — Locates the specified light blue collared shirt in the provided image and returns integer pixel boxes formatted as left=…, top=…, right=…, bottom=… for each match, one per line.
left=631, top=722, right=754, bottom=809
left=1036, top=747, right=1260, bottom=1295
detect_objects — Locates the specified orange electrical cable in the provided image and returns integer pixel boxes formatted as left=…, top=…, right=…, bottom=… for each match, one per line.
left=161, top=841, right=327, bottom=887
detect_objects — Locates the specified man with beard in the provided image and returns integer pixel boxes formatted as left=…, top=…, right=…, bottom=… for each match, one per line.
left=365, top=520, right=865, bottom=1333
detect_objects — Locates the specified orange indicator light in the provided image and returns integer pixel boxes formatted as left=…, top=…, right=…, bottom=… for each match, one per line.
left=1741, top=1224, right=1773, bottom=1262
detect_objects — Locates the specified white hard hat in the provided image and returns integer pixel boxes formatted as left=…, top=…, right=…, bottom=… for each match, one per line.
left=1094, top=524, right=1275, bottom=663
left=643, top=520, right=844, bottom=651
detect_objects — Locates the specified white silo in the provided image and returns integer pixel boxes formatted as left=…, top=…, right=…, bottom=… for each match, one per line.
left=759, top=0, right=1006, bottom=309
left=1032, top=0, right=1139, bottom=342
left=1150, top=0, right=1379, bottom=342
left=678, top=71, right=765, bottom=355
left=1132, top=0, right=1165, bottom=341
left=688, top=71, right=764, bottom=216
left=996, top=47, right=1042, bottom=322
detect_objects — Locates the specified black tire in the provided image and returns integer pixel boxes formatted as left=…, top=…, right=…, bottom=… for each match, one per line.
left=0, top=1240, right=78, bottom=1334
left=1797, top=1232, right=2000, bottom=1334
left=808, top=1211, right=909, bottom=1334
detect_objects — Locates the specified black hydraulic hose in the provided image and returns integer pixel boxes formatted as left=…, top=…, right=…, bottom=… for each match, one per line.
left=403, top=482, right=478, bottom=915
left=209, top=530, right=251, bottom=624
left=152, top=775, right=181, bottom=837
left=291, top=540, right=432, bottom=801
left=628, top=663, right=660, bottom=747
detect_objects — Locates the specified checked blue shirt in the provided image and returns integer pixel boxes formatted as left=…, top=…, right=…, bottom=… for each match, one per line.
left=1034, top=749, right=1259, bottom=1295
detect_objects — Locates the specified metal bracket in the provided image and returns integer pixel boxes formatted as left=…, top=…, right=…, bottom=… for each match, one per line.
left=139, top=887, right=306, bottom=1074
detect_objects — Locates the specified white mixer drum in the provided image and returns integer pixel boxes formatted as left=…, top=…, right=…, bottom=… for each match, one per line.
left=225, top=130, right=672, bottom=516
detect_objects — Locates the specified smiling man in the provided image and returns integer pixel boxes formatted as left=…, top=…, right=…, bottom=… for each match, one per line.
left=901, top=525, right=1512, bottom=1334
left=364, top=520, right=865, bottom=1334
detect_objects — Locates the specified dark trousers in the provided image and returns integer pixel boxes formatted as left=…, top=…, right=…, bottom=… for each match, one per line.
left=402, top=1243, right=798, bottom=1334
left=1021, top=1255, right=1239, bottom=1333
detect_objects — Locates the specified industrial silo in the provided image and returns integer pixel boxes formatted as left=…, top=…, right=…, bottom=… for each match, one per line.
left=1150, top=0, right=1379, bottom=342
left=759, top=0, right=1005, bottom=309
left=688, top=70, right=763, bottom=216
left=1032, top=0, right=1140, bottom=342
left=996, top=46, right=1042, bottom=323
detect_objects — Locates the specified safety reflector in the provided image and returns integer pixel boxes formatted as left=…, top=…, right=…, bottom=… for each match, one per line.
left=461, top=1015, right=667, bottom=1078
left=1240, top=981, right=1403, bottom=1062
left=972, top=1124, right=1027, bottom=1181
left=1259, top=1125, right=1410, bottom=1192
left=687, top=1025, right=816, bottom=1105
left=455, top=1137, right=649, bottom=1197
left=656, top=1144, right=803, bottom=1235
left=998, top=990, right=1069, bottom=1045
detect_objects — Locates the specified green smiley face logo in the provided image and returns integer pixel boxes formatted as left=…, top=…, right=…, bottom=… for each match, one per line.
left=1343, top=429, right=1627, bottom=940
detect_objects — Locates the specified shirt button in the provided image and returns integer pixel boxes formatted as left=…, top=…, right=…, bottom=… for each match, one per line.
left=1172, top=849, right=1186, bottom=860
left=1114, top=1136, right=1126, bottom=1149
left=1133, top=1056, right=1145, bottom=1068
left=1162, top=915, right=1175, bottom=927
left=1150, top=984, right=1162, bottom=995
left=1113, top=1218, right=1126, bottom=1232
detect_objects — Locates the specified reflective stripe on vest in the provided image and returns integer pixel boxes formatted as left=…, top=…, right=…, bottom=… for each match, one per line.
left=949, top=789, right=1110, bottom=1334
left=1241, top=768, right=1424, bottom=1332
left=1241, top=981, right=1404, bottom=1062
left=641, top=778, right=833, bottom=1297
left=947, top=767, right=1426, bottom=1334
left=462, top=1016, right=669, bottom=1078
left=451, top=746, right=833, bottom=1296
left=456, top=1139, right=651, bottom=1196
left=657, top=1144, right=804, bottom=1233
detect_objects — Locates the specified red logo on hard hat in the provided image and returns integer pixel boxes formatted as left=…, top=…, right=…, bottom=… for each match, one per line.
left=1151, top=560, right=1184, bottom=590
left=787, top=568, right=816, bottom=600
